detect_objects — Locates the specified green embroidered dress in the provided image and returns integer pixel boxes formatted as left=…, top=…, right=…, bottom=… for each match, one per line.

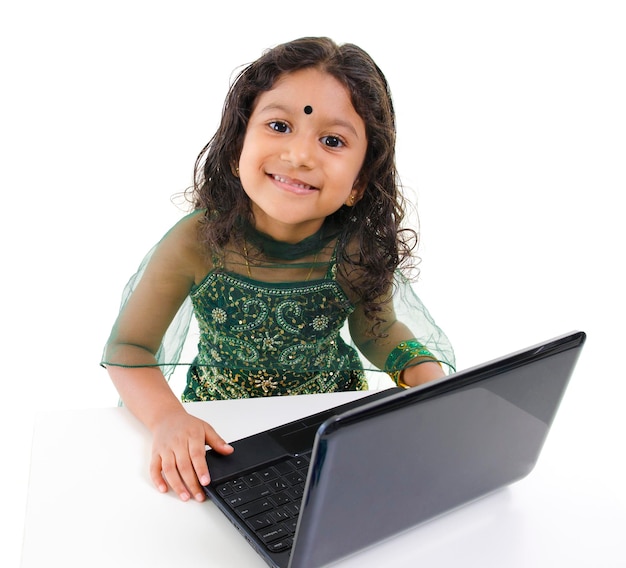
left=103, top=214, right=456, bottom=401
left=184, top=254, right=366, bottom=401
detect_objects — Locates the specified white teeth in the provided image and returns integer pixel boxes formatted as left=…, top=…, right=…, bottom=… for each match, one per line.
left=272, top=174, right=312, bottom=190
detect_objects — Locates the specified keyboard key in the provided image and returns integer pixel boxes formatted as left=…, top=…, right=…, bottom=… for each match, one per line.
left=270, top=491, right=291, bottom=505
left=285, top=485, right=305, bottom=500
left=231, top=479, right=246, bottom=492
left=243, top=473, right=263, bottom=487
left=269, top=508, right=290, bottom=523
left=225, top=485, right=271, bottom=508
left=236, top=497, right=274, bottom=519
left=258, top=524, right=290, bottom=544
left=284, top=502, right=301, bottom=517
left=267, top=537, right=293, bottom=552
left=284, top=518, right=299, bottom=533
left=216, top=483, right=233, bottom=497
left=268, top=478, right=289, bottom=492
left=246, top=512, right=274, bottom=530
left=258, top=467, right=278, bottom=482
left=284, top=471, right=306, bottom=485
left=292, top=455, right=310, bottom=469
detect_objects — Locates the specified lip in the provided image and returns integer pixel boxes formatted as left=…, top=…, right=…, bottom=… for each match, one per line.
left=268, top=173, right=318, bottom=194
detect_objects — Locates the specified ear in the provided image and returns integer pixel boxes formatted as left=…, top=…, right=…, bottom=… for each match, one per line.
left=344, top=179, right=366, bottom=207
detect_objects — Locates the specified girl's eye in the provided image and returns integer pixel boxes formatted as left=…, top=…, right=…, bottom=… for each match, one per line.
left=268, top=121, right=290, bottom=133
left=321, top=135, right=344, bottom=148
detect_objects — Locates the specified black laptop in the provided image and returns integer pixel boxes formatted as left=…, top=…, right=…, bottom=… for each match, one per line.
left=204, top=331, right=586, bottom=568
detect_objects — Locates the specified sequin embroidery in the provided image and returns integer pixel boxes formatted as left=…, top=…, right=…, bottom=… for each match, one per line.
left=183, top=269, right=367, bottom=401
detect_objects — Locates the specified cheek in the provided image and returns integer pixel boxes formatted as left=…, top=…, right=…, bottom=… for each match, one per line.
left=238, top=135, right=266, bottom=170
left=237, top=149, right=255, bottom=180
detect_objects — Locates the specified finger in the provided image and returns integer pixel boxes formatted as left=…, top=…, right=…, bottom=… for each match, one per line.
left=160, top=450, right=192, bottom=502
left=188, top=434, right=211, bottom=490
left=174, top=431, right=218, bottom=502
left=149, top=453, right=169, bottom=495
left=204, top=423, right=234, bottom=456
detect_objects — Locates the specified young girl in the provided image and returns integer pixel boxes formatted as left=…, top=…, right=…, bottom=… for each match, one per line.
left=103, top=37, right=455, bottom=503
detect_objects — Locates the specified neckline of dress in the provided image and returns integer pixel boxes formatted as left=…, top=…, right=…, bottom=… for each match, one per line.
left=241, top=218, right=340, bottom=261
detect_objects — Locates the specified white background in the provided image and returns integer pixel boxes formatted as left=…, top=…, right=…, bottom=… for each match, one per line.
left=1, top=1, right=624, bottom=566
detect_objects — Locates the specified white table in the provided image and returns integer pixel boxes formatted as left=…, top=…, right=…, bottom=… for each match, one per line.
left=21, top=392, right=626, bottom=567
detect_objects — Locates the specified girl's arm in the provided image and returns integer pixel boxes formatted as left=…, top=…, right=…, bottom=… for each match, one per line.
left=107, top=365, right=232, bottom=502
left=348, top=294, right=446, bottom=387
left=104, top=213, right=233, bottom=501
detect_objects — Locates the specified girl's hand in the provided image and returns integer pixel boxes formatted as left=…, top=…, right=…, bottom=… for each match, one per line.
left=149, top=410, right=234, bottom=502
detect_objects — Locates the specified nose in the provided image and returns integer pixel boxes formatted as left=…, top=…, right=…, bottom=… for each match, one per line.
left=281, top=133, right=315, bottom=169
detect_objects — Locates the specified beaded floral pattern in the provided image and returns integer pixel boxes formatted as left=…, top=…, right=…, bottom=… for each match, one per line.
left=182, top=270, right=367, bottom=401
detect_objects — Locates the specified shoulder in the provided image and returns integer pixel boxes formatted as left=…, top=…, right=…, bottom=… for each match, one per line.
left=154, top=210, right=203, bottom=256
left=152, top=210, right=211, bottom=284
left=161, top=209, right=205, bottom=246
left=337, top=235, right=395, bottom=303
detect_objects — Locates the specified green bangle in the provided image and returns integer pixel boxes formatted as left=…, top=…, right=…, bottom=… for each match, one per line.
left=385, top=339, right=438, bottom=386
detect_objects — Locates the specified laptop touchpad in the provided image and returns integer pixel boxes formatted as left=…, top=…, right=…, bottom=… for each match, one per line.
left=273, top=420, right=326, bottom=454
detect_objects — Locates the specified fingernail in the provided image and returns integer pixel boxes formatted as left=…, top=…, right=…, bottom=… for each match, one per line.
left=200, top=475, right=210, bottom=486
left=195, top=492, right=206, bottom=502
left=180, top=492, right=190, bottom=501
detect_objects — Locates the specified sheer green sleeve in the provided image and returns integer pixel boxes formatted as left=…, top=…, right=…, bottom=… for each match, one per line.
left=101, top=243, right=195, bottom=381
left=388, top=270, right=456, bottom=372
left=347, top=270, right=456, bottom=381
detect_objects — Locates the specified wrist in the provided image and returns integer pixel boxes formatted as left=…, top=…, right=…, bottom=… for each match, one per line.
left=384, top=339, right=441, bottom=388
left=146, top=402, right=187, bottom=433
left=398, top=361, right=445, bottom=387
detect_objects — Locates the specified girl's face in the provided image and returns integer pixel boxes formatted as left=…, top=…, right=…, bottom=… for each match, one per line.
left=238, top=68, right=367, bottom=243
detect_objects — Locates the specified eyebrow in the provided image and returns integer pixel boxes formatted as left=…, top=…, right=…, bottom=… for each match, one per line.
left=257, top=103, right=361, bottom=139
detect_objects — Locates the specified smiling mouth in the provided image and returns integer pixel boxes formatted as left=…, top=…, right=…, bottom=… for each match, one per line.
left=270, top=174, right=318, bottom=191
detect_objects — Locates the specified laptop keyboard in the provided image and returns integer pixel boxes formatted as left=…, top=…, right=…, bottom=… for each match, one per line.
left=214, top=454, right=311, bottom=553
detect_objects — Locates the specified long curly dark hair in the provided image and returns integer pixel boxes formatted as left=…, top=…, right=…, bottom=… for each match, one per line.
left=191, top=36, right=417, bottom=331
